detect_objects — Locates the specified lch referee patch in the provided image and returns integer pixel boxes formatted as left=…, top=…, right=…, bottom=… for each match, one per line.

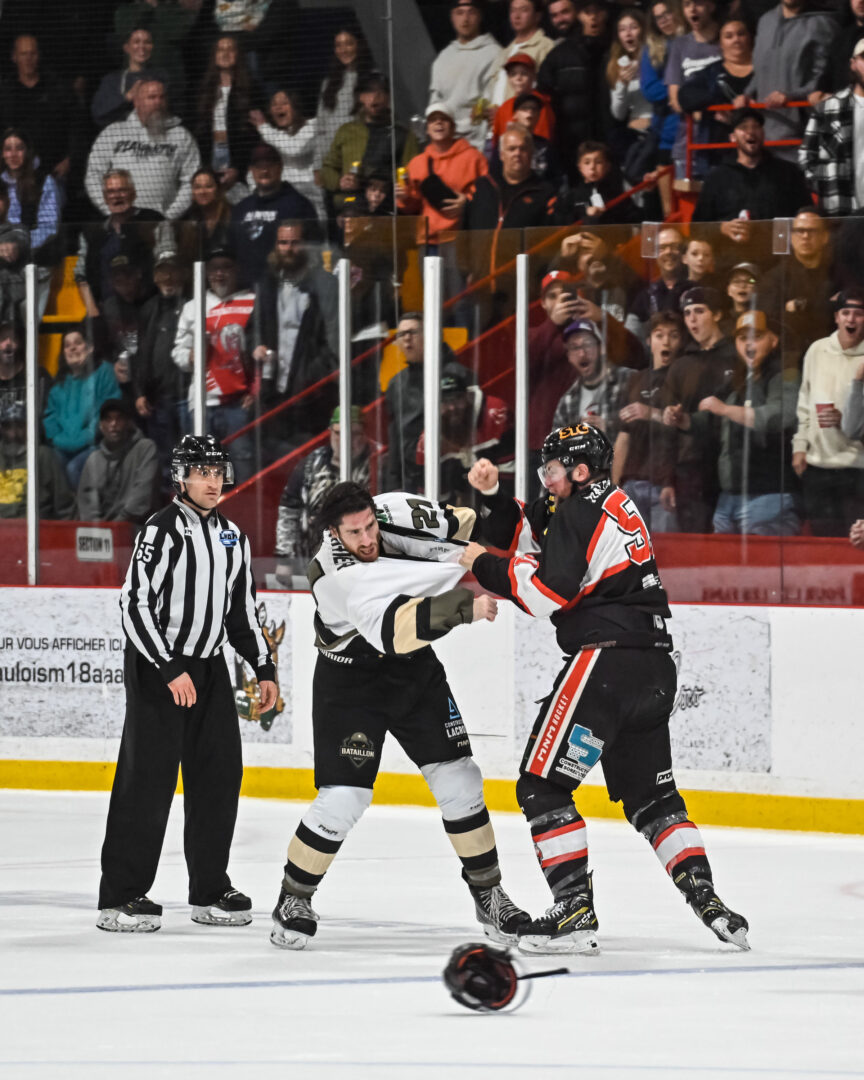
left=219, top=530, right=238, bottom=547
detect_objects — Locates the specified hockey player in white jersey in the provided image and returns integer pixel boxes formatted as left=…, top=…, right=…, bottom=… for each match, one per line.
left=269, top=482, right=531, bottom=949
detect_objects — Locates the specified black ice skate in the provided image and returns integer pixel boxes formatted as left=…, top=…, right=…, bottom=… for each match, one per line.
left=468, top=881, right=531, bottom=945
left=191, top=887, right=253, bottom=926
left=270, top=886, right=319, bottom=950
left=97, top=896, right=162, bottom=933
left=679, top=873, right=750, bottom=950
left=517, top=873, right=599, bottom=955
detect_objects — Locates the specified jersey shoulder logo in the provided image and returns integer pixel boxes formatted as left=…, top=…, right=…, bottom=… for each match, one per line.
left=219, top=530, right=238, bottom=547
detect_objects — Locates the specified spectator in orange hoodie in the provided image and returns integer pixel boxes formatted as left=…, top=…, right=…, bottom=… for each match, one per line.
left=396, top=103, right=489, bottom=314
left=396, top=103, right=489, bottom=245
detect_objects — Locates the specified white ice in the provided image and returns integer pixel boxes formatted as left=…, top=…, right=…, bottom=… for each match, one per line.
left=1, top=790, right=863, bottom=1080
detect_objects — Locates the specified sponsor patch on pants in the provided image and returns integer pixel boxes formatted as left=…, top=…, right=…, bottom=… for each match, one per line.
left=340, top=731, right=376, bottom=768
left=656, top=769, right=673, bottom=785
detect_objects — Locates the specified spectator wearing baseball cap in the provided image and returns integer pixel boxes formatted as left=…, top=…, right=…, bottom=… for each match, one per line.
left=427, top=2, right=502, bottom=152
left=488, top=91, right=561, bottom=185
left=76, top=398, right=159, bottom=524
left=720, top=262, right=760, bottom=338
left=660, top=286, right=737, bottom=532
left=692, top=107, right=812, bottom=223
left=551, top=316, right=637, bottom=449
left=396, top=103, right=489, bottom=247
left=685, top=310, right=800, bottom=537
left=491, top=53, right=556, bottom=144
left=793, top=287, right=864, bottom=536
left=800, top=38, right=864, bottom=217
left=416, top=365, right=514, bottom=509
left=231, top=142, right=318, bottom=285
left=485, top=0, right=557, bottom=108
left=528, top=267, right=644, bottom=475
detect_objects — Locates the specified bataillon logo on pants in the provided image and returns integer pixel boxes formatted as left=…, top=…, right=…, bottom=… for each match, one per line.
left=340, top=731, right=376, bottom=767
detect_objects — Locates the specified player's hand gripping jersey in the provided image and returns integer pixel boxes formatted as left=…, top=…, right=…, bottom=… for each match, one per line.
left=308, top=492, right=477, bottom=661
left=474, top=479, right=672, bottom=654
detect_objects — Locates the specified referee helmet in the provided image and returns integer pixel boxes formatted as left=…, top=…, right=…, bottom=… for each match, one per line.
left=171, top=434, right=235, bottom=488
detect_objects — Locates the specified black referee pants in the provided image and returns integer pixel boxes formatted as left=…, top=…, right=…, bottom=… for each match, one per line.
left=98, top=647, right=243, bottom=909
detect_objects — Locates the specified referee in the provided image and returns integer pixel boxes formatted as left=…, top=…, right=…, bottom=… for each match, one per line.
left=97, top=434, right=277, bottom=933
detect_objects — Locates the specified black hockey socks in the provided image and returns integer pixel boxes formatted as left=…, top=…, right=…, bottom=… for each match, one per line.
left=444, top=807, right=501, bottom=888
left=283, top=821, right=344, bottom=899
left=629, top=790, right=712, bottom=887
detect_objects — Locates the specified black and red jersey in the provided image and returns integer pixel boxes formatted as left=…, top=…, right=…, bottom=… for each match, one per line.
left=473, top=480, right=672, bottom=654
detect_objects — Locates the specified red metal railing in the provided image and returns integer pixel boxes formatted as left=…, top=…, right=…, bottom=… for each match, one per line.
left=684, top=100, right=809, bottom=181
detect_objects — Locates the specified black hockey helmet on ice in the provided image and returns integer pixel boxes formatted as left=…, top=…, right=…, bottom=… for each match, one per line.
left=541, top=423, right=613, bottom=477
left=171, top=434, right=234, bottom=488
left=442, top=942, right=521, bottom=1012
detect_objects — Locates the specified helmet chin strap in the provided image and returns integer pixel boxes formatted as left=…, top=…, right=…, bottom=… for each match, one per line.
left=179, top=483, right=214, bottom=515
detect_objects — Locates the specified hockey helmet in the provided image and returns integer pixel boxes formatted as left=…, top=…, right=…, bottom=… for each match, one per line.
left=442, top=942, right=523, bottom=1012
left=171, top=434, right=234, bottom=488
left=540, top=423, right=613, bottom=478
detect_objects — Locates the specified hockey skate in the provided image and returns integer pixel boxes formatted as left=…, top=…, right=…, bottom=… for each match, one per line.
left=517, top=873, right=599, bottom=955
left=270, top=886, right=319, bottom=950
left=97, top=896, right=162, bottom=933
left=468, top=881, right=531, bottom=945
left=680, top=874, right=750, bottom=950
left=191, top=887, right=252, bottom=926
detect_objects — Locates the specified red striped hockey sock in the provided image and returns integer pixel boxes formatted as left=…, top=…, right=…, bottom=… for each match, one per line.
left=529, top=806, right=589, bottom=897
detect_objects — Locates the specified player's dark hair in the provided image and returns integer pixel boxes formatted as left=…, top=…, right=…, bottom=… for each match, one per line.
left=313, top=481, right=376, bottom=534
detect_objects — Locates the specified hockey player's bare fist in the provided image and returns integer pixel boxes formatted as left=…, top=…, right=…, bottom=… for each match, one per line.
left=460, top=541, right=487, bottom=572
left=468, top=458, right=499, bottom=493
left=472, top=594, right=498, bottom=622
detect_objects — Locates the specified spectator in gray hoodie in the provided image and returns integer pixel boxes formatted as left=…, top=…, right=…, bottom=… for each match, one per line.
left=85, top=79, right=201, bottom=220
left=76, top=398, right=158, bottom=523
left=750, top=0, right=837, bottom=158
left=428, top=1, right=501, bottom=151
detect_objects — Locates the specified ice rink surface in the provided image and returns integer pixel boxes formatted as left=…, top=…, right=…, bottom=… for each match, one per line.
left=1, top=790, right=863, bottom=1080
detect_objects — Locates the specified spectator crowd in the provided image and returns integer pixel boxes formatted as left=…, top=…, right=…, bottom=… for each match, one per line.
left=1, top=0, right=864, bottom=553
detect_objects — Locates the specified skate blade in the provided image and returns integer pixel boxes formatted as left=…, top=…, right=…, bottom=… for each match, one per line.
left=517, top=930, right=599, bottom=956
left=710, top=917, right=750, bottom=951
left=191, top=906, right=252, bottom=927
left=270, top=920, right=315, bottom=950
left=96, top=911, right=161, bottom=933
left=480, top=923, right=521, bottom=946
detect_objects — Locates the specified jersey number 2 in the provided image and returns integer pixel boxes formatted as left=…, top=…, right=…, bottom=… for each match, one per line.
left=406, top=498, right=440, bottom=531
left=605, top=490, right=651, bottom=565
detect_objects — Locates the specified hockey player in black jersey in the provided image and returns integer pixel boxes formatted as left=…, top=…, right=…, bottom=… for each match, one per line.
left=269, top=481, right=530, bottom=950
left=459, top=423, right=749, bottom=954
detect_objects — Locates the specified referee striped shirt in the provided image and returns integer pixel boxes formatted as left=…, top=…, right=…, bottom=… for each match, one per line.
left=120, top=497, right=274, bottom=684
